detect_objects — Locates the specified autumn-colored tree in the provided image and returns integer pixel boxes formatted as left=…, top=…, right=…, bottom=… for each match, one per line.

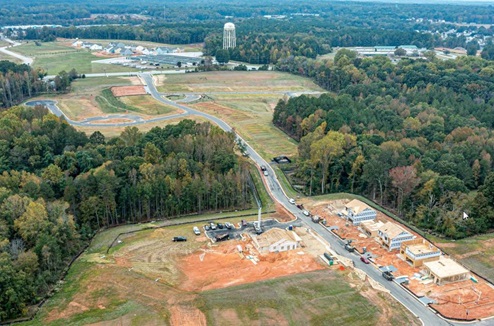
left=389, top=165, right=420, bottom=211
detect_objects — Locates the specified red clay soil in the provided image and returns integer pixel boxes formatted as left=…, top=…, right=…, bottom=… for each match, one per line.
left=178, top=240, right=324, bottom=292
left=111, top=86, right=146, bottom=97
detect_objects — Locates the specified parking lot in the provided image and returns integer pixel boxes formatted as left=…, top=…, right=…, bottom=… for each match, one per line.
left=203, top=218, right=303, bottom=242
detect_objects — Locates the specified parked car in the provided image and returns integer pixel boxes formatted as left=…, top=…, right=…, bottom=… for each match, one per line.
left=263, top=170, right=268, bottom=176
left=260, top=165, right=267, bottom=171
left=360, top=256, right=370, bottom=264
left=217, top=223, right=224, bottom=229
left=225, top=222, right=233, bottom=229
left=382, top=271, right=394, bottom=281
left=289, top=198, right=295, bottom=204
left=210, top=222, right=217, bottom=230
left=172, top=236, right=187, bottom=242
left=241, top=219, right=247, bottom=227
left=296, top=204, right=304, bottom=210
left=204, top=224, right=210, bottom=231
left=193, top=226, right=200, bottom=235
left=303, top=210, right=310, bottom=216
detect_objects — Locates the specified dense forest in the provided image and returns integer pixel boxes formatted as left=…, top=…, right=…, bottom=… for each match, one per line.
left=0, top=109, right=251, bottom=321
left=273, top=51, right=494, bottom=239
left=0, top=61, right=76, bottom=108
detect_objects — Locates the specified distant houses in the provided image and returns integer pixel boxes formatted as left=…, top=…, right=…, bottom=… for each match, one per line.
left=71, top=39, right=182, bottom=57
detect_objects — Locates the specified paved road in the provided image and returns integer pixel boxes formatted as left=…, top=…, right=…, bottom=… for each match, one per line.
left=0, top=38, right=33, bottom=65
left=27, top=73, right=491, bottom=325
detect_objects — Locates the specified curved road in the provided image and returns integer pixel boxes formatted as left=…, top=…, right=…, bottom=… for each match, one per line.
left=0, top=38, right=33, bottom=65
left=28, top=73, right=491, bottom=326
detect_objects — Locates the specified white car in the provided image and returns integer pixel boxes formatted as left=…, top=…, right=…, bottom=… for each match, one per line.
left=193, top=226, right=200, bottom=235
left=303, top=210, right=310, bottom=216
left=263, top=170, right=268, bottom=176
left=289, top=198, right=295, bottom=204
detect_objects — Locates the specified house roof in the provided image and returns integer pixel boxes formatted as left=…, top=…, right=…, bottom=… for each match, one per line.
left=345, top=199, right=373, bottom=215
left=361, top=220, right=384, bottom=232
left=424, top=258, right=469, bottom=279
left=378, top=221, right=410, bottom=239
left=254, top=228, right=300, bottom=248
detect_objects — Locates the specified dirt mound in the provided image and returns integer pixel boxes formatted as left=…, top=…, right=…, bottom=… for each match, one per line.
left=111, top=86, right=146, bottom=97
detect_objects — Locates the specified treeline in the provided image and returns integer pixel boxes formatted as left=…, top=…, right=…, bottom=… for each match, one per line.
left=0, top=109, right=251, bottom=321
left=21, top=23, right=218, bottom=45
left=3, top=0, right=494, bottom=26
left=273, top=52, right=494, bottom=238
left=0, top=61, right=77, bottom=108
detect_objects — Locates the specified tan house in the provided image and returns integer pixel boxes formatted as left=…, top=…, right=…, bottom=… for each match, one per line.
left=251, top=228, right=302, bottom=253
left=378, top=221, right=415, bottom=251
left=400, top=238, right=441, bottom=267
left=423, top=258, right=470, bottom=285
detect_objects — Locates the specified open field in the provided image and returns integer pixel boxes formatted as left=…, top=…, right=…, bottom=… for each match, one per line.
left=10, top=41, right=138, bottom=74
left=21, top=209, right=420, bottom=326
left=191, top=98, right=298, bottom=160
left=156, top=71, right=323, bottom=93
left=0, top=51, right=23, bottom=63
left=120, top=95, right=178, bottom=115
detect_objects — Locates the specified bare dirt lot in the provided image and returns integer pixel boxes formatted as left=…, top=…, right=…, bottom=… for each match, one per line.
left=306, top=198, right=494, bottom=321
left=178, top=236, right=325, bottom=292
left=111, top=85, right=147, bottom=97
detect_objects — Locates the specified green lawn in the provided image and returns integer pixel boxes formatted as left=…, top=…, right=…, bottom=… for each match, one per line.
left=11, top=41, right=138, bottom=74
left=197, top=270, right=418, bottom=326
left=120, top=95, right=177, bottom=115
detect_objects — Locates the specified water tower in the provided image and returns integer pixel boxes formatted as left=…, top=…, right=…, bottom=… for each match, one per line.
left=223, top=22, right=236, bottom=49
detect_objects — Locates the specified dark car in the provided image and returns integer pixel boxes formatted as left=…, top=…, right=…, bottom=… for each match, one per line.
left=204, top=225, right=211, bottom=231
left=172, top=236, right=187, bottom=242
left=382, top=271, right=394, bottom=281
left=217, top=223, right=224, bottom=229
left=360, top=256, right=370, bottom=264
left=241, top=219, right=247, bottom=227
left=260, top=165, right=267, bottom=171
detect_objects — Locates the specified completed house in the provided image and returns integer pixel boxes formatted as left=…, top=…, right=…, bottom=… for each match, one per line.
left=378, top=221, right=415, bottom=251
left=342, top=199, right=377, bottom=225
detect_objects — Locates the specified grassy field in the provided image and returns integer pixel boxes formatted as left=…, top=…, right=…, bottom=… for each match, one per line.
left=156, top=71, right=323, bottom=93
left=120, top=95, right=177, bottom=115
left=0, top=51, right=22, bottom=63
left=11, top=41, right=138, bottom=74
left=197, top=270, right=418, bottom=326
left=95, top=89, right=178, bottom=116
